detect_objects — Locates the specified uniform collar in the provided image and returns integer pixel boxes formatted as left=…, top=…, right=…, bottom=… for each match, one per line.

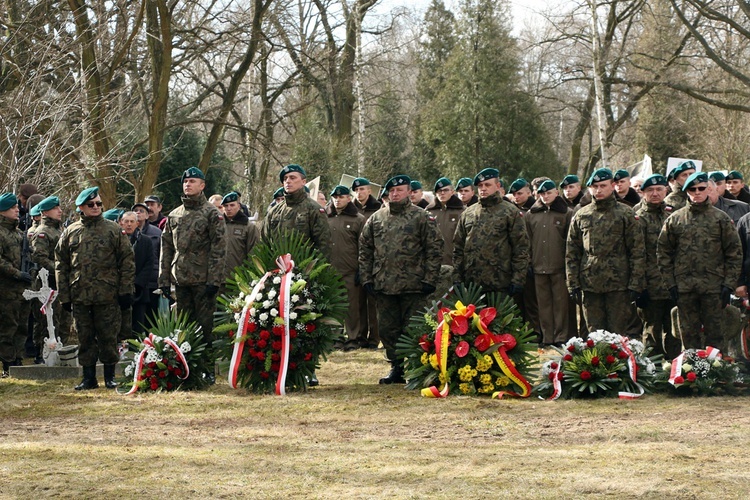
left=181, top=192, right=207, bottom=209
left=81, top=213, right=104, bottom=226
left=688, top=198, right=711, bottom=212
left=593, top=193, right=617, bottom=210
left=479, top=192, right=502, bottom=207
left=388, top=197, right=411, bottom=214
left=284, top=188, right=308, bottom=206
left=0, top=214, right=18, bottom=229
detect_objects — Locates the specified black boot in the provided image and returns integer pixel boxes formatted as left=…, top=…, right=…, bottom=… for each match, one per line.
left=1, top=361, right=9, bottom=378
left=75, top=365, right=99, bottom=390
left=307, top=372, right=319, bottom=387
left=379, top=363, right=405, bottom=385
left=103, top=364, right=117, bottom=389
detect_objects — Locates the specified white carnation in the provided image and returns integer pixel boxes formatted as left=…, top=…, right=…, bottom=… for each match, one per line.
left=273, top=276, right=282, bottom=284
left=306, top=298, right=313, bottom=305
left=262, top=300, right=272, bottom=309
left=289, top=312, right=298, bottom=320
left=239, top=292, right=246, bottom=299
left=234, top=312, right=241, bottom=322
left=124, top=364, right=134, bottom=377
left=259, top=312, right=269, bottom=321
left=270, top=308, right=279, bottom=317
left=291, top=294, right=300, bottom=303
left=144, top=348, right=160, bottom=364
left=267, top=289, right=277, bottom=299
left=179, top=341, right=192, bottom=353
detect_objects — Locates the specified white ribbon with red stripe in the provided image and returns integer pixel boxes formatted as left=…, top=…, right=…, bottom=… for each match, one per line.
left=545, top=362, right=563, bottom=401
left=228, top=273, right=272, bottom=388
left=125, top=333, right=189, bottom=395
left=618, top=339, right=645, bottom=399
left=40, top=289, right=57, bottom=315
left=668, top=352, right=686, bottom=387
left=705, top=346, right=722, bottom=360
left=274, top=254, right=294, bottom=396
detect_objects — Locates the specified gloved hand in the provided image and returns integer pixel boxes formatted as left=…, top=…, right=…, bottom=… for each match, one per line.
left=205, top=284, right=219, bottom=297
left=569, top=288, right=582, bottom=305
left=62, top=302, right=72, bottom=313
left=118, top=294, right=133, bottom=309
left=507, top=284, right=523, bottom=296
left=17, top=271, right=32, bottom=284
left=421, top=283, right=436, bottom=295
left=364, top=283, right=376, bottom=296
left=669, top=286, right=679, bottom=304
left=160, top=286, right=172, bottom=301
left=721, top=285, right=732, bottom=309
left=634, top=289, right=650, bottom=309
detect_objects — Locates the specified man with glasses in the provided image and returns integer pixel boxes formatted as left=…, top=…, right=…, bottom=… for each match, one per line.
left=426, top=178, right=464, bottom=266
left=56, top=187, right=135, bottom=389
left=658, top=171, right=742, bottom=350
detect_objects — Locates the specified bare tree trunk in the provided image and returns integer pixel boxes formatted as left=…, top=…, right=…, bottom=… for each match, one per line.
left=588, top=0, right=609, bottom=169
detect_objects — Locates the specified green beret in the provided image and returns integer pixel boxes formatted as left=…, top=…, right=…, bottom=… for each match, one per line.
left=508, top=178, right=528, bottom=194
left=102, top=208, right=123, bottom=221
left=35, top=196, right=60, bottom=214
left=181, top=167, right=205, bottom=183
left=330, top=185, right=351, bottom=197
left=0, top=193, right=18, bottom=212
left=672, top=160, right=697, bottom=177
left=473, top=168, right=499, bottom=185
left=75, top=187, right=99, bottom=206
left=683, top=171, right=708, bottom=191
left=641, top=174, right=668, bottom=190
left=221, top=191, right=240, bottom=205
left=456, top=177, right=473, bottom=189
left=559, top=175, right=580, bottom=187
left=410, top=180, right=423, bottom=191
left=29, top=204, right=42, bottom=217
left=536, top=180, right=557, bottom=193
left=434, top=177, right=452, bottom=191
left=273, top=187, right=285, bottom=199
left=613, top=169, right=630, bottom=181
left=587, top=168, right=613, bottom=186
left=279, top=164, right=306, bottom=183
left=385, top=175, right=411, bottom=191
left=726, top=170, right=743, bottom=181
left=708, top=171, right=726, bottom=182
left=351, top=178, right=370, bottom=189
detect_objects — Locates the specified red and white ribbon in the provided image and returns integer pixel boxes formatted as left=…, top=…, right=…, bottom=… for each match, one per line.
left=545, top=362, right=563, bottom=401
left=125, top=333, right=189, bottom=395
left=274, top=254, right=294, bottom=396
left=668, top=352, right=686, bottom=387
left=742, top=325, right=750, bottom=359
left=618, top=339, right=645, bottom=399
left=705, top=346, right=722, bottom=360
left=40, top=289, right=57, bottom=315
left=228, top=273, right=272, bottom=388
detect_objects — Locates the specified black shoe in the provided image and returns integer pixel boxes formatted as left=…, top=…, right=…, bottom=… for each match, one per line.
left=13, top=358, right=23, bottom=367
left=34, top=356, right=44, bottom=365
left=75, top=365, right=99, bottom=390
left=307, top=374, right=319, bottom=387
left=1, top=361, right=9, bottom=378
left=103, top=364, right=117, bottom=389
left=342, top=342, right=360, bottom=352
left=379, top=365, right=405, bottom=385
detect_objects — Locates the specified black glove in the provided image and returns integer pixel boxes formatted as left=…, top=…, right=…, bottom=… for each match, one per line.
left=507, top=284, right=523, bottom=296
left=62, top=302, right=72, bottom=312
left=669, top=286, right=679, bottom=304
left=354, top=270, right=361, bottom=286
left=205, top=284, right=219, bottom=297
left=569, top=288, right=582, bottom=305
left=17, top=271, right=32, bottom=284
left=160, top=286, right=172, bottom=301
left=364, top=283, right=376, bottom=296
left=634, top=289, right=650, bottom=309
left=421, top=283, right=436, bottom=295
left=721, top=285, right=732, bottom=309
left=118, top=294, right=133, bottom=309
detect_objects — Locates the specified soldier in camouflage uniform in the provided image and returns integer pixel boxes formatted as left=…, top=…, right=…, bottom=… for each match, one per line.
left=657, top=171, right=742, bottom=350
left=221, top=191, right=259, bottom=282
left=663, top=161, right=696, bottom=210
left=453, top=168, right=530, bottom=296
left=359, top=175, right=444, bottom=384
left=566, top=168, right=646, bottom=336
left=56, top=187, right=135, bottom=389
left=261, top=164, right=331, bottom=260
left=159, top=168, right=226, bottom=383
left=351, top=177, right=381, bottom=348
left=426, top=178, right=464, bottom=266
left=0, top=193, right=33, bottom=377
left=634, top=175, right=680, bottom=358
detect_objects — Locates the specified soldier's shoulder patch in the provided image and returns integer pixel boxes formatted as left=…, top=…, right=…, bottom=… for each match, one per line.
left=634, top=215, right=639, bottom=220
left=37, top=232, right=46, bottom=239
left=121, top=229, right=126, bottom=235
left=665, top=206, right=672, bottom=212
left=217, top=215, right=224, bottom=220
left=427, top=215, right=436, bottom=221
left=319, top=208, right=325, bottom=213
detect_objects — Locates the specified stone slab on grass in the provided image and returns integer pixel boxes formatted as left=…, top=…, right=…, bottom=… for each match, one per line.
left=9, top=362, right=128, bottom=380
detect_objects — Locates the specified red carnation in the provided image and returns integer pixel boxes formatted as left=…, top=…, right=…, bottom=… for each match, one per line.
left=673, top=375, right=685, bottom=384
left=591, top=356, right=600, bottom=367
left=618, top=350, right=628, bottom=359
left=497, top=334, right=517, bottom=350
left=150, top=381, right=159, bottom=390
left=550, top=362, right=558, bottom=370
left=304, top=352, right=313, bottom=361
left=455, top=341, right=470, bottom=358
left=610, top=343, right=618, bottom=350
left=150, top=376, right=158, bottom=384
left=271, top=363, right=280, bottom=373
left=245, top=362, right=253, bottom=370
left=257, top=339, right=268, bottom=349
left=687, top=372, right=697, bottom=382
left=586, top=339, right=595, bottom=348
left=474, top=334, right=492, bottom=352
left=696, top=350, right=708, bottom=359
left=162, top=358, right=168, bottom=364
left=260, top=329, right=271, bottom=340
left=245, top=339, right=254, bottom=348
left=608, top=373, right=618, bottom=379
left=557, top=372, right=564, bottom=380
left=567, top=345, right=576, bottom=352
left=167, top=382, right=174, bottom=390
left=548, top=372, right=556, bottom=380
left=148, top=362, right=156, bottom=369
left=145, top=369, right=154, bottom=378
left=271, top=353, right=280, bottom=362
left=158, top=370, right=167, bottom=378
left=272, top=325, right=283, bottom=336
left=256, top=351, right=266, bottom=361
left=228, top=330, right=235, bottom=338
left=580, top=370, right=592, bottom=380
left=289, top=362, right=297, bottom=370
left=272, top=341, right=282, bottom=351
left=260, top=371, right=270, bottom=379
left=247, top=322, right=258, bottom=333
left=606, top=355, right=616, bottom=364
left=563, top=354, right=573, bottom=361
left=290, top=329, right=298, bottom=339
left=174, top=368, right=182, bottom=377
left=305, top=323, right=316, bottom=333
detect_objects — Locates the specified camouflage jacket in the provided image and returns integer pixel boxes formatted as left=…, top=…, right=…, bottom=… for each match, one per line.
left=525, top=196, right=572, bottom=274
left=29, top=216, right=62, bottom=287
left=664, top=187, right=688, bottom=211
left=359, top=197, right=444, bottom=295
left=453, top=192, right=530, bottom=291
left=426, top=194, right=464, bottom=266
left=159, top=192, right=227, bottom=288
left=261, top=188, right=331, bottom=260
left=657, top=200, right=742, bottom=293
left=0, top=215, right=25, bottom=300
left=224, top=210, right=259, bottom=277
left=327, top=201, right=365, bottom=276
left=635, top=202, right=673, bottom=300
left=55, top=214, right=135, bottom=305
left=566, top=194, right=646, bottom=294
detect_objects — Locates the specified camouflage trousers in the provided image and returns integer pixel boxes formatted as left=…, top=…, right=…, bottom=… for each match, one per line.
left=582, top=290, right=638, bottom=337
left=675, top=292, right=723, bottom=349
left=0, top=299, right=26, bottom=363
left=341, top=273, right=368, bottom=345
left=16, top=301, right=30, bottom=358
left=73, top=303, right=121, bottom=366
left=535, top=273, right=570, bottom=344
left=175, top=285, right=217, bottom=356
left=375, top=292, right=427, bottom=363
left=638, top=299, right=681, bottom=359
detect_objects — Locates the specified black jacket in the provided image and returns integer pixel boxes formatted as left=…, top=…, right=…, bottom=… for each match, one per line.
left=130, top=229, right=154, bottom=303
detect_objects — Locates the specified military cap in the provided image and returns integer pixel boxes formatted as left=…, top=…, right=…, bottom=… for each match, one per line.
left=672, top=160, right=697, bottom=178
left=726, top=170, right=743, bottom=181
left=273, top=187, right=285, bottom=199
left=0, top=192, right=18, bottom=212
left=586, top=168, right=613, bottom=186
left=536, top=180, right=557, bottom=193
left=29, top=204, right=42, bottom=217
left=221, top=191, right=240, bottom=205
left=434, top=177, right=452, bottom=191
left=75, top=187, right=99, bottom=206
left=351, top=178, right=370, bottom=189
left=682, top=171, right=708, bottom=191
left=385, top=175, right=411, bottom=191
left=36, top=196, right=60, bottom=213
left=613, top=169, right=630, bottom=181
left=641, top=174, right=668, bottom=190
left=410, top=180, right=423, bottom=191
left=473, top=168, right=500, bottom=185
left=330, top=185, right=351, bottom=197
left=708, top=171, right=726, bottom=182
left=559, top=174, right=580, bottom=187
left=279, top=164, right=306, bottom=183
left=456, top=177, right=473, bottom=189
left=132, top=202, right=149, bottom=212
left=181, top=166, right=205, bottom=183
left=103, top=208, right=123, bottom=221
left=144, top=195, right=161, bottom=204
left=508, top=178, right=528, bottom=194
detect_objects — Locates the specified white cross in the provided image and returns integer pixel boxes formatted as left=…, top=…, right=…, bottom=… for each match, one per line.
left=23, top=268, right=61, bottom=360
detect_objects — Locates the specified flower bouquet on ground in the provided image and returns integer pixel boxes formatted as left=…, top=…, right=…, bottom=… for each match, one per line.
left=118, top=310, right=209, bottom=394
left=214, top=230, right=347, bottom=394
left=658, top=347, right=747, bottom=396
left=396, top=283, right=537, bottom=398
left=534, top=330, right=661, bottom=400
